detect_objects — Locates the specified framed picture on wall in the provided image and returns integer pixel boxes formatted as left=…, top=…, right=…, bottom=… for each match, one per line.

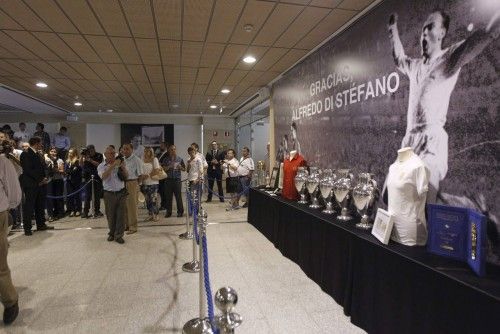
left=141, top=126, right=164, bottom=146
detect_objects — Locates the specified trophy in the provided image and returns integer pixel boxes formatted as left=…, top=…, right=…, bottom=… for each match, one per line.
left=257, top=160, right=266, bottom=186
left=333, top=169, right=353, bottom=221
left=294, top=167, right=308, bottom=204
left=320, top=169, right=336, bottom=214
left=352, top=173, right=378, bottom=230
left=306, top=167, right=322, bottom=209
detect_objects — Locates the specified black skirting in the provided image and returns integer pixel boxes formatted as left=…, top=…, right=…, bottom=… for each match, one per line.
left=248, top=188, right=500, bottom=334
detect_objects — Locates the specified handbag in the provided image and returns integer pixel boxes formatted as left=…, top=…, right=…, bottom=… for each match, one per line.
left=151, top=168, right=167, bottom=181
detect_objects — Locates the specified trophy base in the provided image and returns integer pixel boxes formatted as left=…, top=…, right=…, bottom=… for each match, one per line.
left=337, top=214, right=352, bottom=221
left=182, top=317, right=214, bottom=334
left=182, top=260, right=200, bottom=273
left=298, top=200, right=308, bottom=204
left=355, top=222, right=373, bottom=230
left=179, top=231, right=193, bottom=240
left=322, top=209, right=336, bottom=214
left=309, top=204, right=322, bottom=209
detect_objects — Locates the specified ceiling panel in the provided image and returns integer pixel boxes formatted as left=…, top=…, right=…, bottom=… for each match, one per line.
left=145, top=66, right=164, bottom=83
left=295, top=8, right=357, bottom=49
left=183, top=0, right=214, bottom=41
left=274, top=7, right=331, bottom=48
left=309, top=0, right=343, bottom=8
left=88, top=0, right=130, bottom=37
left=199, top=43, right=226, bottom=67
left=206, top=0, right=245, bottom=43
left=252, top=47, right=289, bottom=71
left=252, top=3, right=303, bottom=46
left=121, top=0, right=156, bottom=39
left=59, top=34, right=101, bottom=62
left=338, top=0, right=374, bottom=11
left=24, top=0, right=78, bottom=33
left=69, top=62, right=100, bottom=81
left=0, top=10, right=23, bottom=30
left=107, top=64, right=133, bottom=82
left=230, top=0, right=275, bottom=44
left=88, top=63, right=116, bottom=81
left=0, top=1, right=50, bottom=31
left=153, top=0, right=182, bottom=40
left=196, top=67, right=215, bottom=85
left=86, top=35, right=122, bottom=63
left=218, top=44, right=247, bottom=69
left=4, top=30, right=58, bottom=60
left=181, top=41, right=204, bottom=67
left=47, top=61, right=83, bottom=79
left=269, top=48, right=308, bottom=72
left=159, top=40, right=181, bottom=67
left=224, top=70, right=248, bottom=86
left=235, top=45, right=268, bottom=70
left=110, top=37, right=142, bottom=64
left=164, top=67, right=181, bottom=83
left=0, top=31, right=37, bottom=60
left=32, top=32, right=80, bottom=62
left=28, top=60, right=65, bottom=78
left=180, top=67, right=198, bottom=84
left=127, top=65, right=150, bottom=83
left=136, top=38, right=161, bottom=65
left=56, top=0, right=104, bottom=35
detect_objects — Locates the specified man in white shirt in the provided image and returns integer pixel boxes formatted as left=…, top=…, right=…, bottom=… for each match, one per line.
left=237, top=147, right=254, bottom=208
left=122, top=143, right=144, bottom=234
left=51, top=127, right=70, bottom=160
left=13, top=123, right=30, bottom=147
left=0, top=154, right=21, bottom=324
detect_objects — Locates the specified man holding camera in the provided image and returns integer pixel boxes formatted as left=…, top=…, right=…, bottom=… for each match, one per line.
left=81, top=145, right=104, bottom=218
left=98, top=146, right=128, bottom=244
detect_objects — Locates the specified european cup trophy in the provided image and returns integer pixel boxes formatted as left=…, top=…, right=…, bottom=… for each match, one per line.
left=333, top=169, right=353, bottom=221
left=294, top=167, right=308, bottom=204
left=320, top=169, right=336, bottom=214
left=306, top=167, right=322, bottom=209
left=352, top=173, right=378, bottom=230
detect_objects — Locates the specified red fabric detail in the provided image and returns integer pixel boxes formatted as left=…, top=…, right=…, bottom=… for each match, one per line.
left=282, top=154, right=306, bottom=200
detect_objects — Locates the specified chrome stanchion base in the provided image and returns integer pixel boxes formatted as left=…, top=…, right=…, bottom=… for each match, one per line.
left=182, top=317, right=214, bottom=334
left=179, top=231, right=194, bottom=240
left=215, top=313, right=242, bottom=333
left=182, top=260, right=200, bottom=273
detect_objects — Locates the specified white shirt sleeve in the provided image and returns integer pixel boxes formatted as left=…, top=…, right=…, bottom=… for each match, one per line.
left=153, top=157, right=160, bottom=169
left=97, top=162, right=106, bottom=179
left=415, top=165, right=429, bottom=196
left=248, top=158, right=255, bottom=171
left=1, top=157, right=22, bottom=209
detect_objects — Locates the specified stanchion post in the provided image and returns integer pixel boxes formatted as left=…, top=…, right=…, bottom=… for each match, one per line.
left=214, top=287, right=243, bottom=334
left=90, top=175, right=95, bottom=217
left=180, top=180, right=193, bottom=240
left=182, top=185, right=200, bottom=273
left=182, top=207, right=213, bottom=334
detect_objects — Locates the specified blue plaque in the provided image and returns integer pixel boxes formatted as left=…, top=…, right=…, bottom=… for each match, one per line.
left=427, top=204, right=486, bottom=276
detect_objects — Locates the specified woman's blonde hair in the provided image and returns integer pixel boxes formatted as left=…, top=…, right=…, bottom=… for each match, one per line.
left=143, top=147, right=154, bottom=163
left=66, top=147, right=80, bottom=164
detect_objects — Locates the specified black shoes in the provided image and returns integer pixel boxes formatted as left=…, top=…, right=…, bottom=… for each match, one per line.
left=37, top=225, right=54, bottom=231
left=3, top=301, right=19, bottom=325
left=177, top=213, right=183, bottom=217
left=115, top=237, right=125, bottom=244
left=24, top=230, right=32, bottom=236
left=165, top=213, right=172, bottom=218
left=242, top=203, right=248, bottom=208
left=107, top=235, right=114, bottom=242
left=94, top=212, right=104, bottom=218
left=206, top=199, right=212, bottom=203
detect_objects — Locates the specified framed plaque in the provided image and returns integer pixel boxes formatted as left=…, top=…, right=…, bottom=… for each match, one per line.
left=427, top=204, right=486, bottom=276
left=267, top=167, right=279, bottom=190
left=372, top=208, right=394, bottom=245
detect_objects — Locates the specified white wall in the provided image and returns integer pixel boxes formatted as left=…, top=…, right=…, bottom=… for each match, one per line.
left=86, top=124, right=121, bottom=153
left=252, top=119, right=270, bottom=163
left=174, top=124, right=201, bottom=158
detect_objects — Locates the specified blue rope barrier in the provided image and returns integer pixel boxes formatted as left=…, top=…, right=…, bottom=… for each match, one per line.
left=46, top=180, right=91, bottom=199
left=202, top=234, right=216, bottom=329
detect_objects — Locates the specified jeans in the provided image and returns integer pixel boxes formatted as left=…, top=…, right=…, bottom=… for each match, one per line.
left=141, top=184, right=159, bottom=215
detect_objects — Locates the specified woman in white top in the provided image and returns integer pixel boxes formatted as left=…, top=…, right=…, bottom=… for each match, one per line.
left=222, top=149, right=240, bottom=211
left=141, top=147, right=161, bottom=221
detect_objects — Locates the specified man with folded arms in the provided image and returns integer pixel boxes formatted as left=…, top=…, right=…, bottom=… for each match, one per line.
left=98, top=146, right=128, bottom=244
left=122, top=143, right=144, bottom=234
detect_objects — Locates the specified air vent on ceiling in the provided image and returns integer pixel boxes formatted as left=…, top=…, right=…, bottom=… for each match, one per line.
left=229, top=87, right=270, bottom=117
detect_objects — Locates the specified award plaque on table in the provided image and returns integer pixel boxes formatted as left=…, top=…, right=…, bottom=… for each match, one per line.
left=427, top=204, right=486, bottom=276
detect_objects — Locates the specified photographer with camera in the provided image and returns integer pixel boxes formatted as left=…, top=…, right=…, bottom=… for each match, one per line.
left=80, top=145, right=103, bottom=218
left=98, top=146, right=128, bottom=244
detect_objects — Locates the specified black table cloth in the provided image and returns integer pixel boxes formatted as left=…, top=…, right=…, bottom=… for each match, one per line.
left=248, top=188, right=500, bottom=334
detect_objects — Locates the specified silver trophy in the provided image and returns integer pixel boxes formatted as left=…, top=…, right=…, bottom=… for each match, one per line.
left=320, top=169, right=336, bottom=214
left=352, top=173, right=378, bottom=230
left=294, top=167, right=308, bottom=204
left=306, top=167, right=322, bottom=209
left=333, top=169, right=353, bottom=221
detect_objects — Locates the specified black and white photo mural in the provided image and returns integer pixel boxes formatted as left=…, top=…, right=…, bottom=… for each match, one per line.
left=272, top=0, right=500, bottom=260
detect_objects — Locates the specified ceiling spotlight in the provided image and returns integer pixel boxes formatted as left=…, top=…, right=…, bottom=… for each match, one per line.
left=210, top=105, right=217, bottom=109
left=172, top=104, right=179, bottom=108
left=243, top=56, right=256, bottom=64
left=106, top=109, right=113, bottom=113
left=36, top=82, right=48, bottom=88
left=74, top=102, right=82, bottom=107
left=221, top=88, right=230, bottom=94
left=243, top=24, right=254, bottom=32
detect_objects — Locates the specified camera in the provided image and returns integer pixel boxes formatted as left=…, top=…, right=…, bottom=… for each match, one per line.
left=116, top=154, right=124, bottom=162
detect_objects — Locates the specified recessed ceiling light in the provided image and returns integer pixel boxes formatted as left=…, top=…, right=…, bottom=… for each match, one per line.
left=243, top=56, right=256, bottom=64
left=210, top=105, right=217, bottom=109
left=172, top=104, right=179, bottom=108
left=243, top=24, right=254, bottom=32
left=36, top=82, right=48, bottom=88
left=106, top=109, right=113, bottom=113
left=221, top=89, right=230, bottom=94
left=74, top=102, right=82, bottom=107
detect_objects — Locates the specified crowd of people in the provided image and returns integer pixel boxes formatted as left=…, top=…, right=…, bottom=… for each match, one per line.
left=1, top=123, right=256, bottom=239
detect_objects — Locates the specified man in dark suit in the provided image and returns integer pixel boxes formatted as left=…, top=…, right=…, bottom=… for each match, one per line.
left=20, top=137, right=54, bottom=235
left=205, top=141, right=225, bottom=202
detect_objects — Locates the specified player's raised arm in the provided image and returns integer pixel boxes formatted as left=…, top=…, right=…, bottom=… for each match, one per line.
left=388, top=13, right=412, bottom=75
left=446, top=11, right=500, bottom=76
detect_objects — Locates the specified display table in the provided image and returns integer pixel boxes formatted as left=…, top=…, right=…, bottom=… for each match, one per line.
left=248, top=188, right=500, bottom=334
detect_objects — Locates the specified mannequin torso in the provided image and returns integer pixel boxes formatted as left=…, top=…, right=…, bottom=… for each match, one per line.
left=289, top=150, right=297, bottom=161
left=397, top=147, right=413, bottom=163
